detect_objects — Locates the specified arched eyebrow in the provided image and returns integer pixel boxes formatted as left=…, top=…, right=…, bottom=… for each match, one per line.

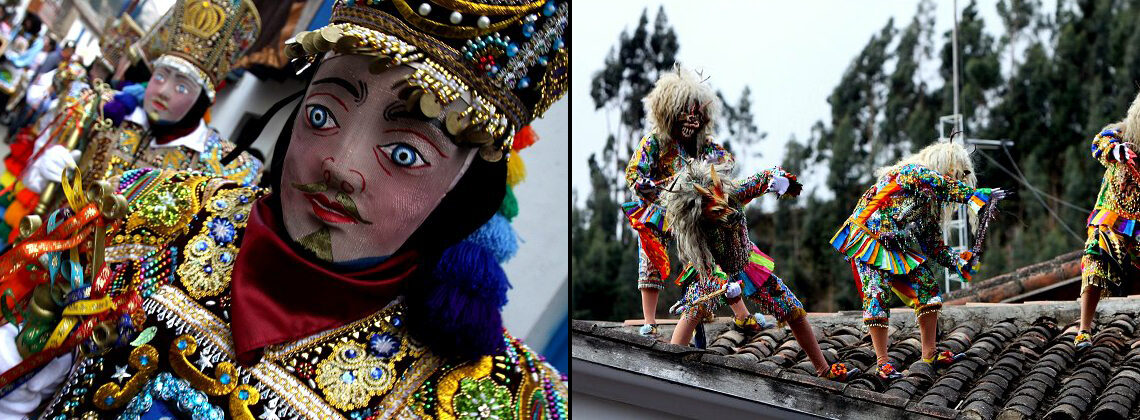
left=313, top=77, right=363, bottom=103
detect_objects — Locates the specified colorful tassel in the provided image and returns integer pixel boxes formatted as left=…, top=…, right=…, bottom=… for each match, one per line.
left=506, top=152, right=526, bottom=187
left=512, top=125, right=538, bottom=151
left=498, top=187, right=518, bottom=220
left=405, top=241, right=511, bottom=358
left=465, top=214, right=519, bottom=263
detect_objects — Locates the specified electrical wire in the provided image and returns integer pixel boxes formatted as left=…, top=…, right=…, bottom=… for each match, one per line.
left=997, top=144, right=1085, bottom=243
left=974, top=150, right=1092, bottom=214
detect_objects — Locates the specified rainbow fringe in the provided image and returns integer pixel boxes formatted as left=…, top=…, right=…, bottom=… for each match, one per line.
left=831, top=220, right=926, bottom=275
left=621, top=200, right=668, bottom=233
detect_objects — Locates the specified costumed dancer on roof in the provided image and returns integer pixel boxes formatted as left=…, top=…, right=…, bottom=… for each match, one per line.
left=1077, top=91, right=1140, bottom=349
left=830, top=141, right=1007, bottom=380
left=625, top=66, right=770, bottom=338
left=665, top=158, right=859, bottom=381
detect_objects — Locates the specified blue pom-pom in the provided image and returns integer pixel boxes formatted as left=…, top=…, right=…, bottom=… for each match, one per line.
left=405, top=241, right=512, bottom=358
left=115, top=91, right=139, bottom=110
left=465, top=214, right=518, bottom=263
left=102, top=100, right=128, bottom=125
left=122, top=83, right=146, bottom=102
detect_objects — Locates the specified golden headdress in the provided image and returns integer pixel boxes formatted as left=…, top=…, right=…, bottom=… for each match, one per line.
left=99, top=15, right=145, bottom=70
left=151, top=0, right=262, bottom=100
left=286, top=0, right=569, bottom=162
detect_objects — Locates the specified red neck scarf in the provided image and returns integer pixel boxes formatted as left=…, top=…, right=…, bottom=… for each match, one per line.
left=230, top=198, right=418, bottom=365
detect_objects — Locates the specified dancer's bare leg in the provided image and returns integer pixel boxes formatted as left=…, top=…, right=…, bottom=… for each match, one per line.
left=1080, top=285, right=1102, bottom=332
left=918, top=313, right=938, bottom=360
left=787, top=315, right=829, bottom=375
left=641, top=288, right=659, bottom=325
left=870, top=325, right=890, bottom=367
left=670, top=315, right=699, bottom=345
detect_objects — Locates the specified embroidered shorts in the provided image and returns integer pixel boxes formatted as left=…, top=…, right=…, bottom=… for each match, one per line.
left=1082, top=225, right=1140, bottom=296
left=680, top=269, right=805, bottom=325
left=852, top=261, right=942, bottom=328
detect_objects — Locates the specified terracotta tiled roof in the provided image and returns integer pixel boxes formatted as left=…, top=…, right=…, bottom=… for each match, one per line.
left=573, top=298, right=1140, bottom=419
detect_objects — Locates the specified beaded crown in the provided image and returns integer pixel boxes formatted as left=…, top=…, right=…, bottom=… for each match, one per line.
left=151, top=0, right=262, bottom=100
left=286, top=0, right=568, bottom=161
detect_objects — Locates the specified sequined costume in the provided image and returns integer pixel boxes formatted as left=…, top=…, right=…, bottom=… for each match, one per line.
left=1083, top=127, right=1140, bottom=295
left=9, top=169, right=561, bottom=419
left=676, top=244, right=806, bottom=325
left=623, top=133, right=732, bottom=289
left=81, top=113, right=263, bottom=188
left=666, top=163, right=806, bottom=324
left=830, top=164, right=992, bottom=327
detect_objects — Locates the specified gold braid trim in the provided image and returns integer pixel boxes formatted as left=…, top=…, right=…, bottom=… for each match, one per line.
left=915, top=303, right=942, bottom=320
left=93, top=345, right=159, bottom=410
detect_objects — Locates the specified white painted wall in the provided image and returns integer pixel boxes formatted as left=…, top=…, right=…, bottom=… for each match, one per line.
left=211, top=73, right=568, bottom=346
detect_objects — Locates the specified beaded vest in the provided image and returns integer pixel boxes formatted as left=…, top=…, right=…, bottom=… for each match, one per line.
left=37, top=169, right=566, bottom=419
left=81, top=121, right=263, bottom=189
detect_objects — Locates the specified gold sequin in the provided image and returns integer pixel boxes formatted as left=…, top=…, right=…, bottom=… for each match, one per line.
left=436, top=356, right=493, bottom=420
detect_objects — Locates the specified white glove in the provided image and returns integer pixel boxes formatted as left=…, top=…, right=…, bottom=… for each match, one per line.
left=725, top=281, right=742, bottom=299
left=1113, top=142, right=1137, bottom=162
left=0, top=324, right=74, bottom=418
left=767, top=175, right=790, bottom=195
left=22, top=146, right=79, bottom=194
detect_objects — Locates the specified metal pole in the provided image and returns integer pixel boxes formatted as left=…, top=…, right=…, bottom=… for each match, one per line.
left=952, top=0, right=960, bottom=122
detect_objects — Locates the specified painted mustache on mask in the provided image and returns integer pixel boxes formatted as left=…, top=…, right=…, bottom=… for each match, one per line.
left=291, top=181, right=373, bottom=225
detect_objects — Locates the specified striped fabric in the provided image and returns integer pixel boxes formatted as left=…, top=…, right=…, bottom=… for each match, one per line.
left=1087, top=209, right=1139, bottom=237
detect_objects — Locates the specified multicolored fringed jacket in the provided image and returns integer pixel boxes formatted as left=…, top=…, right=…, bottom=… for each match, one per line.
left=1087, top=127, right=1140, bottom=235
left=622, top=134, right=733, bottom=281
left=81, top=119, right=264, bottom=189
left=8, top=169, right=564, bottom=419
left=670, top=166, right=806, bottom=323
left=624, top=133, right=733, bottom=194
left=830, top=164, right=991, bottom=277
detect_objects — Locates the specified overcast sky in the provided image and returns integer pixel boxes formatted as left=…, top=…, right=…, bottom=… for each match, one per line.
left=572, top=0, right=1057, bottom=205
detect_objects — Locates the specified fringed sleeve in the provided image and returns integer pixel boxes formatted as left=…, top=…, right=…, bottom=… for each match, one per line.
left=1091, top=128, right=1125, bottom=167
left=894, top=164, right=986, bottom=204
left=625, top=134, right=658, bottom=192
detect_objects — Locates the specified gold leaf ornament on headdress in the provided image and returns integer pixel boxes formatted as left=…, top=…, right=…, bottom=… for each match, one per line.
left=182, top=0, right=227, bottom=38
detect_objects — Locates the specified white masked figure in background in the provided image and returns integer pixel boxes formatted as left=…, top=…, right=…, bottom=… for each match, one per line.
left=21, top=0, right=264, bottom=195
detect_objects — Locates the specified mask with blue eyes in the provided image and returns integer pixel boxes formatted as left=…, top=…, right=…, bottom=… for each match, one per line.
left=304, top=103, right=429, bottom=168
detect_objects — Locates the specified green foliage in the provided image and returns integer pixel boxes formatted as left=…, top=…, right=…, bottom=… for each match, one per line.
left=575, top=0, right=1134, bottom=321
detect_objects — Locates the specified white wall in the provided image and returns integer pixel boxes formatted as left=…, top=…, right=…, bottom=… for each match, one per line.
left=211, top=73, right=568, bottom=346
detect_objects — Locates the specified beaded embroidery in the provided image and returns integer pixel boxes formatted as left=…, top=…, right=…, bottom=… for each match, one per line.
left=177, top=187, right=260, bottom=298
left=315, top=341, right=398, bottom=410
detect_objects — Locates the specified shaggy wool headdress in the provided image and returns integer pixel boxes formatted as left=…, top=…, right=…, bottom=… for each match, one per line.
left=663, top=159, right=747, bottom=278
left=644, top=65, right=719, bottom=146
left=875, top=141, right=979, bottom=226
left=1111, top=89, right=1140, bottom=143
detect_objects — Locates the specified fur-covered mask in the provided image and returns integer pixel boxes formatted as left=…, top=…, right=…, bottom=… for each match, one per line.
left=644, top=66, right=719, bottom=146
left=664, top=160, right=750, bottom=277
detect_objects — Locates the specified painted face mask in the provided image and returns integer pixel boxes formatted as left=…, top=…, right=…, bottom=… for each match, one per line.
left=143, top=65, right=203, bottom=124
left=281, top=54, right=477, bottom=263
left=672, top=99, right=707, bottom=142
